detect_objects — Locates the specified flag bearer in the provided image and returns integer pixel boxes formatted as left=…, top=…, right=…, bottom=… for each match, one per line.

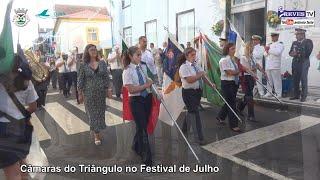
left=178, top=47, right=216, bottom=145
left=122, top=46, right=153, bottom=166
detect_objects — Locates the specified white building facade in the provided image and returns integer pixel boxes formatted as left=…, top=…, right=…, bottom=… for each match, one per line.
left=112, top=0, right=226, bottom=48
left=113, top=0, right=319, bottom=87
left=231, top=0, right=320, bottom=87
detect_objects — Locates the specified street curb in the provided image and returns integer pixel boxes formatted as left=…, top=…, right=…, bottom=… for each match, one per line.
left=236, top=94, right=320, bottom=112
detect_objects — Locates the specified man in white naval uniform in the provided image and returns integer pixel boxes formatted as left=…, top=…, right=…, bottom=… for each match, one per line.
left=264, top=32, right=284, bottom=99
left=251, top=35, right=265, bottom=97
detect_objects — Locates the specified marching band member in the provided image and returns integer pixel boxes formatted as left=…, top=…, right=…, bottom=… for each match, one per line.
left=178, top=47, right=216, bottom=145
left=122, top=46, right=153, bottom=166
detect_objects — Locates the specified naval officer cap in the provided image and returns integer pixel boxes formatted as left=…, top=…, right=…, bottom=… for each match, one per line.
left=251, top=35, right=262, bottom=40
left=295, top=28, right=306, bottom=34
left=270, top=32, right=280, bottom=36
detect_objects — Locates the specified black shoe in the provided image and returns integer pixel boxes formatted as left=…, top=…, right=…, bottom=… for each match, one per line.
left=216, top=117, right=226, bottom=125
left=290, top=96, right=299, bottom=100
left=198, top=139, right=207, bottom=146
left=300, top=97, right=306, bottom=102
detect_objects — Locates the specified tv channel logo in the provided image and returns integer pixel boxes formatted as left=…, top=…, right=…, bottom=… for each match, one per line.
left=278, top=6, right=315, bottom=18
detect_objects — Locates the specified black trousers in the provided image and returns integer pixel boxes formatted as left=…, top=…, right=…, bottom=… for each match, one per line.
left=130, top=94, right=152, bottom=165
left=62, top=72, right=72, bottom=97
left=219, top=80, right=239, bottom=128
left=181, top=88, right=204, bottom=141
left=34, top=80, right=49, bottom=107
left=238, top=75, right=255, bottom=117
left=292, top=60, right=309, bottom=98
left=111, top=69, right=123, bottom=97
left=50, top=70, right=58, bottom=89
left=58, top=73, right=63, bottom=91
left=70, top=71, right=79, bottom=102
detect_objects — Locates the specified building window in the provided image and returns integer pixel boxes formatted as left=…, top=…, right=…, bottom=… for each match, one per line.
left=233, top=0, right=257, bottom=5
left=123, top=26, right=132, bottom=46
left=122, top=0, right=131, bottom=9
left=145, top=19, right=157, bottom=48
left=176, top=9, right=195, bottom=47
left=87, top=27, right=99, bottom=43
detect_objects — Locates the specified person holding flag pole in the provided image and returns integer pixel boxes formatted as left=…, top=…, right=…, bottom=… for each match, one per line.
left=237, top=42, right=264, bottom=122
left=218, top=43, right=242, bottom=132
left=178, top=47, right=217, bottom=145
left=122, top=46, right=154, bottom=166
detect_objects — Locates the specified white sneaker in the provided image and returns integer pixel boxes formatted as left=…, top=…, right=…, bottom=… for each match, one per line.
left=263, top=93, right=272, bottom=98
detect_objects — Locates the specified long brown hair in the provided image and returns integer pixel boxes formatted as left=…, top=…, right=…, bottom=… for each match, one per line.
left=83, top=44, right=99, bottom=63
left=122, top=46, right=140, bottom=68
left=178, top=47, right=196, bottom=68
left=244, top=42, right=253, bottom=58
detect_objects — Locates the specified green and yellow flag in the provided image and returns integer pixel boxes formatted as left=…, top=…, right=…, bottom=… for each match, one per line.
left=0, top=1, right=14, bottom=74
left=201, top=35, right=224, bottom=107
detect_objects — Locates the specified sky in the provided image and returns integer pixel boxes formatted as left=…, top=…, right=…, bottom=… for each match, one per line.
left=0, top=0, right=111, bottom=51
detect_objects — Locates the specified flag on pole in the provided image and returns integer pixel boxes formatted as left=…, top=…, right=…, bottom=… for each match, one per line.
left=228, top=19, right=245, bottom=59
left=200, top=34, right=224, bottom=107
left=0, top=1, right=14, bottom=74
left=121, top=38, right=128, bottom=54
left=122, top=38, right=161, bottom=134
left=158, top=33, right=185, bottom=126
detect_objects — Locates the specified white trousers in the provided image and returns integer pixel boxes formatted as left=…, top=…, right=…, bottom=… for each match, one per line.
left=266, top=69, right=282, bottom=97
left=256, top=70, right=265, bottom=96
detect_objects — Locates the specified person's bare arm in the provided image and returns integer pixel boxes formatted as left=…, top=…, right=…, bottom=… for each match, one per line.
left=26, top=101, right=37, bottom=114
left=185, top=72, right=204, bottom=84
left=126, top=79, right=153, bottom=94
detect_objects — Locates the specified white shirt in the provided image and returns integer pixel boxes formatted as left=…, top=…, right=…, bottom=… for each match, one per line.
left=56, top=58, right=69, bottom=73
left=264, top=41, right=284, bottom=70
left=240, top=55, right=256, bottom=76
left=67, top=54, right=78, bottom=72
left=141, top=50, right=157, bottom=75
left=122, top=63, right=151, bottom=96
left=108, top=52, right=122, bottom=70
left=179, top=61, right=203, bottom=89
left=219, top=55, right=238, bottom=81
left=0, top=81, right=38, bottom=123
left=252, top=44, right=265, bottom=66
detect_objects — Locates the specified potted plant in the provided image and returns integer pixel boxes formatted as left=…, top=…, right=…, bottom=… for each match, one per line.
left=212, top=20, right=224, bottom=36
left=267, top=11, right=281, bottom=28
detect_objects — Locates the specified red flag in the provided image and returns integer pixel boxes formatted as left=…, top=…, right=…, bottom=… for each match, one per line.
left=122, top=86, right=161, bottom=134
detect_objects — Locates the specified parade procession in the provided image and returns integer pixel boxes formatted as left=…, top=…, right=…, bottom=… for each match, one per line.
left=1, top=0, right=320, bottom=180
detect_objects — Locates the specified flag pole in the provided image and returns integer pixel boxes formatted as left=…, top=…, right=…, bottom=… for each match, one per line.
left=254, top=77, right=284, bottom=105
left=138, top=64, right=201, bottom=163
left=202, top=75, right=243, bottom=123
left=245, top=69, right=284, bottom=105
